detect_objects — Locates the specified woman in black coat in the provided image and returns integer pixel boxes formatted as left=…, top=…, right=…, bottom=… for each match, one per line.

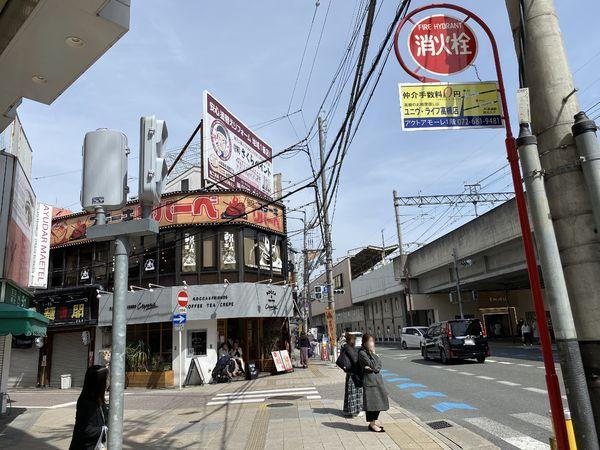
left=339, top=333, right=363, bottom=417
left=358, top=333, right=389, bottom=432
left=70, top=365, right=109, bottom=450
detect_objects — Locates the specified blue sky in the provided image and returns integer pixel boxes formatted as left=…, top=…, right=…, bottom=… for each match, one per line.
left=19, top=0, right=600, bottom=260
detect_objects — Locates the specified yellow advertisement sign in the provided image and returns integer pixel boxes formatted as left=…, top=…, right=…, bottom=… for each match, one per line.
left=399, top=82, right=503, bottom=131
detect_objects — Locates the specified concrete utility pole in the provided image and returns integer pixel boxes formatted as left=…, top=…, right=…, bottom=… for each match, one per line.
left=506, top=0, right=600, bottom=434
left=393, top=190, right=411, bottom=328
left=302, top=210, right=310, bottom=333
left=318, top=116, right=336, bottom=355
left=451, top=248, right=464, bottom=320
left=518, top=125, right=599, bottom=448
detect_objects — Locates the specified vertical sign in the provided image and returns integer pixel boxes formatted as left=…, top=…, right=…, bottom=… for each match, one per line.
left=202, top=91, right=274, bottom=199
left=325, top=308, right=337, bottom=347
left=29, top=203, right=52, bottom=289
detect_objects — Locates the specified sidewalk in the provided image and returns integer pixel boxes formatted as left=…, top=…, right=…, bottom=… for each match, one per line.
left=1, top=360, right=497, bottom=449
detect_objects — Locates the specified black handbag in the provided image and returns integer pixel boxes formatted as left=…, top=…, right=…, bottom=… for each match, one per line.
left=336, top=349, right=351, bottom=372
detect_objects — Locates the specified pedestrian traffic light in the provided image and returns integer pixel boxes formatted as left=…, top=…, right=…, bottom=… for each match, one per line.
left=81, top=128, right=129, bottom=212
left=138, top=115, right=168, bottom=207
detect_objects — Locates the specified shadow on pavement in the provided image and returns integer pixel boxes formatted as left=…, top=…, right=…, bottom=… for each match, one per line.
left=322, top=421, right=368, bottom=432
left=0, top=407, right=63, bottom=449
left=311, top=407, right=347, bottom=417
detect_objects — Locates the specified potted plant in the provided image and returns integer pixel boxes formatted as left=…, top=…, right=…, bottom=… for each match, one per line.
left=125, top=340, right=174, bottom=388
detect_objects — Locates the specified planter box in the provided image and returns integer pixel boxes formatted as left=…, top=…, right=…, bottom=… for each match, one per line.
left=126, top=370, right=174, bottom=388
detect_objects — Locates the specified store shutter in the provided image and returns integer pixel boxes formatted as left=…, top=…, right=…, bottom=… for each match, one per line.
left=50, top=332, right=88, bottom=388
left=9, top=347, right=39, bottom=388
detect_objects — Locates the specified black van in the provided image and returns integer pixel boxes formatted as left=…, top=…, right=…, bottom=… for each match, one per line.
left=421, top=319, right=489, bottom=364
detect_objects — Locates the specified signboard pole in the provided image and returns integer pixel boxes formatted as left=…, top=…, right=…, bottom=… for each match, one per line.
left=178, top=326, right=183, bottom=390
left=395, top=4, right=569, bottom=448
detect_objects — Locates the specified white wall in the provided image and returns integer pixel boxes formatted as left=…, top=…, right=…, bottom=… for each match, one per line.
left=172, top=319, right=218, bottom=386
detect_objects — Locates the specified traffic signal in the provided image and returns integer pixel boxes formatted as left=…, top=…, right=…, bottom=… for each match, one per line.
left=138, top=115, right=168, bottom=206
left=81, top=128, right=129, bottom=212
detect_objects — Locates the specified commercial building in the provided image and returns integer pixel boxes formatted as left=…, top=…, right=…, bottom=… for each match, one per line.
left=38, top=188, right=292, bottom=387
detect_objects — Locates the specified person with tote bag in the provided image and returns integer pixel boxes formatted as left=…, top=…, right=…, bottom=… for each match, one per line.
left=358, top=333, right=389, bottom=432
left=70, top=365, right=109, bottom=450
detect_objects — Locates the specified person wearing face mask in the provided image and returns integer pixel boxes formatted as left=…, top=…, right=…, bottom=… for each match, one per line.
left=358, top=333, right=389, bottom=433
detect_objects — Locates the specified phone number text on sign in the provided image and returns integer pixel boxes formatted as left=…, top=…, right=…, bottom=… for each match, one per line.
left=398, top=82, right=504, bottom=131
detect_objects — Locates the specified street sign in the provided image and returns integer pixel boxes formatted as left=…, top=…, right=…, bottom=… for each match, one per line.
left=177, top=306, right=187, bottom=315
left=177, top=291, right=189, bottom=307
left=408, top=15, right=477, bottom=76
left=399, top=82, right=503, bottom=131
left=173, top=313, right=187, bottom=325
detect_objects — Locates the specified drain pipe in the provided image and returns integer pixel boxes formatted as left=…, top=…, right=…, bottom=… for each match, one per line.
left=518, top=124, right=599, bottom=448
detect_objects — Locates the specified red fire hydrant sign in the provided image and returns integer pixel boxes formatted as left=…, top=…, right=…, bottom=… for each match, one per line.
left=408, top=15, right=477, bottom=76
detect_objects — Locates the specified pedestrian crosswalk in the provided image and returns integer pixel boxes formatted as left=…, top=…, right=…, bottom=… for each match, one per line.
left=465, top=415, right=551, bottom=449
left=206, top=386, right=321, bottom=406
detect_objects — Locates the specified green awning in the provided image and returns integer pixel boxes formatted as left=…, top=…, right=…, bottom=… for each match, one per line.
left=0, top=303, right=49, bottom=337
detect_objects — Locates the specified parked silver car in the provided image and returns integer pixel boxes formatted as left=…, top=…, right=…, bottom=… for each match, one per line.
left=401, top=326, right=428, bottom=349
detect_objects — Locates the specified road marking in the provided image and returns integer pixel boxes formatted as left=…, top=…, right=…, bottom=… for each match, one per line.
left=517, top=363, right=534, bottom=367
left=431, top=366, right=443, bottom=369
left=306, top=395, right=322, bottom=400
left=396, top=383, right=427, bottom=390
left=443, top=368, right=458, bottom=372
left=476, top=376, right=495, bottom=380
left=497, top=361, right=514, bottom=365
left=497, top=381, right=521, bottom=386
left=486, top=359, right=498, bottom=363
left=215, top=387, right=316, bottom=397
left=216, top=391, right=319, bottom=399
left=537, top=367, right=545, bottom=369
left=392, top=356, right=409, bottom=360
left=412, top=391, right=446, bottom=399
left=458, top=371, right=474, bottom=376
left=465, top=417, right=550, bottom=449
left=432, top=402, right=477, bottom=412
left=511, top=413, right=553, bottom=432
left=523, top=387, right=547, bottom=395
left=16, top=401, right=78, bottom=409
left=207, top=398, right=265, bottom=406
left=385, top=377, right=412, bottom=382
left=383, top=373, right=399, bottom=378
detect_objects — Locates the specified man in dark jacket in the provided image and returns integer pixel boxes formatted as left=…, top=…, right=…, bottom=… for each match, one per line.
left=298, top=332, right=310, bottom=368
left=358, top=333, right=389, bottom=432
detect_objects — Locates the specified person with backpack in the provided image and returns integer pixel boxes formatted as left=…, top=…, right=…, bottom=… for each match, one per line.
left=336, top=332, right=363, bottom=417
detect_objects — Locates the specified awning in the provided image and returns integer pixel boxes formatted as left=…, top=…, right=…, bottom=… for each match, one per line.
left=0, top=303, right=49, bottom=337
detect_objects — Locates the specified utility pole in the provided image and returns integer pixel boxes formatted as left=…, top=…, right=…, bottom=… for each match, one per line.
left=302, top=210, right=309, bottom=333
left=318, top=115, right=336, bottom=357
left=506, top=0, right=600, bottom=435
left=393, top=190, right=410, bottom=328
left=380, top=229, right=386, bottom=264
left=451, top=248, right=464, bottom=319
left=518, top=124, right=599, bottom=447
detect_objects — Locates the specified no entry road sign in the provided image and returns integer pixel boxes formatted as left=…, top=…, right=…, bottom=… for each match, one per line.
left=408, top=15, right=477, bottom=76
left=177, top=291, right=189, bottom=308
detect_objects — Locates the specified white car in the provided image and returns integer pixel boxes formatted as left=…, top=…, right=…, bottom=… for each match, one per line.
left=401, top=326, right=428, bottom=349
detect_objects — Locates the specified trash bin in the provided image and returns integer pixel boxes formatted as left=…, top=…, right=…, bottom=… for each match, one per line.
left=60, top=374, right=72, bottom=389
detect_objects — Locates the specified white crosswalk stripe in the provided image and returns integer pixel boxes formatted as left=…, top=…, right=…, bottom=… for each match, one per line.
left=511, top=413, right=553, bottom=432
left=207, top=386, right=320, bottom=406
left=465, top=417, right=550, bottom=449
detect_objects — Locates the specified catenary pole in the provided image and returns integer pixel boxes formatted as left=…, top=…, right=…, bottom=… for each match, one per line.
left=506, top=0, right=600, bottom=436
left=108, top=235, right=129, bottom=450
left=451, top=248, right=464, bottom=319
left=318, top=115, right=336, bottom=358
left=394, top=4, right=569, bottom=447
left=518, top=125, right=599, bottom=448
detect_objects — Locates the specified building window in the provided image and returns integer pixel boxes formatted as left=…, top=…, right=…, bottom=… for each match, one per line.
left=202, top=233, right=216, bottom=268
left=374, top=303, right=378, bottom=314
left=334, top=274, right=343, bottom=289
left=220, top=231, right=237, bottom=270
left=181, top=178, right=189, bottom=191
left=188, top=330, right=207, bottom=356
left=181, top=233, right=197, bottom=273
left=244, top=231, right=257, bottom=268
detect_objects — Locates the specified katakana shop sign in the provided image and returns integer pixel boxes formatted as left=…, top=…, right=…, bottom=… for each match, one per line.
left=408, top=15, right=477, bottom=76
left=398, top=82, right=503, bottom=131
left=203, top=91, right=274, bottom=200
left=38, top=298, right=90, bottom=326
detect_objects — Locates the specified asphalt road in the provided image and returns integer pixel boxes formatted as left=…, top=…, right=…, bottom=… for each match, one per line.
left=376, top=341, right=565, bottom=449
